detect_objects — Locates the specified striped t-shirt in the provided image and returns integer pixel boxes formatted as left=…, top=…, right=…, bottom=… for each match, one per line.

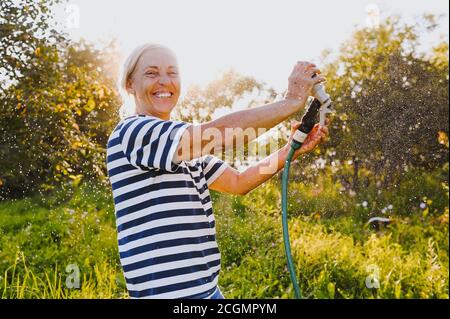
left=105, top=114, right=228, bottom=299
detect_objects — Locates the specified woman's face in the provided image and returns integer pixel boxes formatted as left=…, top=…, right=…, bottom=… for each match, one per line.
left=128, top=48, right=180, bottom=119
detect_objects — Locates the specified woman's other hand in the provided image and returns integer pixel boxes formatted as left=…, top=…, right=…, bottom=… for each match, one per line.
left=286, top=119, right=329, bottom=160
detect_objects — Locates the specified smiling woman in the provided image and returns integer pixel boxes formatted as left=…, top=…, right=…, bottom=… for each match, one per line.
left=106, top=42, right=327, bottom=299
left=107, top=43, right=229, bottom=299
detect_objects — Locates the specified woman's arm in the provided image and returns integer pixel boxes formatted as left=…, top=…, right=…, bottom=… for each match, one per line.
left=208, top=146, right=290, bottom=195
left=174, top=62, right=325, bottom=162
left=175, top=98, right=303, bottom=162
left=209, top=121, right=329, bottom=195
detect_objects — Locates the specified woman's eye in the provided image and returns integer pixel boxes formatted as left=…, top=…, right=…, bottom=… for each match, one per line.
left=145, top=71, right=157, bottom=76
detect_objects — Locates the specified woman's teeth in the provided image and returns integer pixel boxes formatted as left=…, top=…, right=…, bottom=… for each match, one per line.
left=153, top=92, right=172, bottom=98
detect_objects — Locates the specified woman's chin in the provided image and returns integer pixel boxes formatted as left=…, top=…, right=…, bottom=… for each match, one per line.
left=151, top=101, right=176, bottom=116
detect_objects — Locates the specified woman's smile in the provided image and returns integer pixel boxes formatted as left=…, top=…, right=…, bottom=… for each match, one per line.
left=152, top=91, right=173, bottom=98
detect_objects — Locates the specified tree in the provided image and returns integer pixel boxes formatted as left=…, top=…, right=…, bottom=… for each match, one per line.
left=0, top=0, right=122, bottom=200
left=0, top=0, right=63, bottom=90
left=320, top=15, right=449, bottom=190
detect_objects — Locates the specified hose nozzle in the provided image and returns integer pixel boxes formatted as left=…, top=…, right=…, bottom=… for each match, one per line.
left=312, top=82, right=334, bottom=126
left=291, top=98, right=321, bottom=150
left=291, top=75, right=334, bottom=150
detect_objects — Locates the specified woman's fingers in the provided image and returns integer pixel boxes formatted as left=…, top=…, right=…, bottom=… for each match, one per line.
left=295, top=61, right=315, bottom=70
left=294, top=121, right=330, bottom=155
left=291, top=121, right=329, bottom=146
left=306, top=67, right=321, bottom=77
left=311, top=124, right=327, bottom=143
left=312, top=75, right=326, bottom=84
left=320, top=127, right=329, bottom=142
left=291, top=120, right=301, bottom=131
left=294, top=62, right=320, bottom=77
left=287, top=61, right=326, bottom=101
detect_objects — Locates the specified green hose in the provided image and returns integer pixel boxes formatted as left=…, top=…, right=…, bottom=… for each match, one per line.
left=282, top=146, right=302, bottom=299
left=280, top=85, right=332, bottom=299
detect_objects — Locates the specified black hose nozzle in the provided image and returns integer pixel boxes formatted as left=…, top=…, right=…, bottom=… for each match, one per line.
left=290, top=98, right=321, bottom=150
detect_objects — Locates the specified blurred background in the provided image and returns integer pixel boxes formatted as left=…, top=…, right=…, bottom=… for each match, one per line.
left=0, top=0, right=448, bottom=298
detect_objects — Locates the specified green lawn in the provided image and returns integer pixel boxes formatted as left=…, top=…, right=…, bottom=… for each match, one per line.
left=0, top=170, right=448, bottom=298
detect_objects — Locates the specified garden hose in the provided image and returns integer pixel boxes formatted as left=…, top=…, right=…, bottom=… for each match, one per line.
left=281, top=82, right=333, bottom=299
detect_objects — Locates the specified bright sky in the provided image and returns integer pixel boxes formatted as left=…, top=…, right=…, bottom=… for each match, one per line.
left=58, top=0, right=449, bottom=97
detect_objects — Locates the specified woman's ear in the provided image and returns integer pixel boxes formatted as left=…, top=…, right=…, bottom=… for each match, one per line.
left=126, top=78, right=135, bottom=95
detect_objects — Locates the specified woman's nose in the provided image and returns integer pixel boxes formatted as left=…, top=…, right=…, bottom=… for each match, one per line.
left=158, top=73, right=171, bottom=85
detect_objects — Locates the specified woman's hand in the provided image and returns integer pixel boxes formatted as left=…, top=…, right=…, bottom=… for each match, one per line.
left=285, top=119, right=329, bottom=160
left=286, top=61, right=326, bottom=107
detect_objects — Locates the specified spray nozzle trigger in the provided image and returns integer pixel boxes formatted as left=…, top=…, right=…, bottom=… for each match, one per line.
left=312, top=80, right=334, bottom=127
left=319, top=101, right=334, bottom=127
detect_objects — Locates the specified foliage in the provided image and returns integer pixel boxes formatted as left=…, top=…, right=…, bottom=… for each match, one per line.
left=0, top=0, right=62, bottom=89
left=0, top=0, right=122, bottom=199
left=215, top=169, right=448, bottom=299
left=1, top=172, right=447, bottom=298
left=321, top=15, right=449, bottom=188
left=0, top=183, right=127, bottom=298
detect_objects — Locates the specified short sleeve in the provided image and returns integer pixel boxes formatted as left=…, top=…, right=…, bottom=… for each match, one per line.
left=201, top=155, right=229, bottom=186
left=119, top=116, right=191, bottom=172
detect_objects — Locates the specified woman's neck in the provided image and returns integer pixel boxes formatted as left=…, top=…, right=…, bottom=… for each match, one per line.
left=134, top=105, right=170, bottom=121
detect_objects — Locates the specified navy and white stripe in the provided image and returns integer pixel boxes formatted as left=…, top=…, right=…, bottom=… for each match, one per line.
left=106, top=114, right=228, bottom=299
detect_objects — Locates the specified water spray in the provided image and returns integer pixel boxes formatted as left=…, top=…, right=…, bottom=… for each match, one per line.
left=281, top=80, right=334, bottom=299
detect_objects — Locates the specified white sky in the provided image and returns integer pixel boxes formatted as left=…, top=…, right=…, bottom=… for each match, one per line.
left=58, top=0, right=449, bottom=97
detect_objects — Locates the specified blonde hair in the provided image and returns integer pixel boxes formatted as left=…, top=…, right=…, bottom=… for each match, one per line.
left=120, top=43, right=176, bottom=93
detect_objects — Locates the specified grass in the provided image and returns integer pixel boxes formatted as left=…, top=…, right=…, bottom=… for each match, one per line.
left=0, top=183, right=128, bottom=298
left=0, top=167, right=448, bottom=299
left=2, top=251, right=127, bottom=298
